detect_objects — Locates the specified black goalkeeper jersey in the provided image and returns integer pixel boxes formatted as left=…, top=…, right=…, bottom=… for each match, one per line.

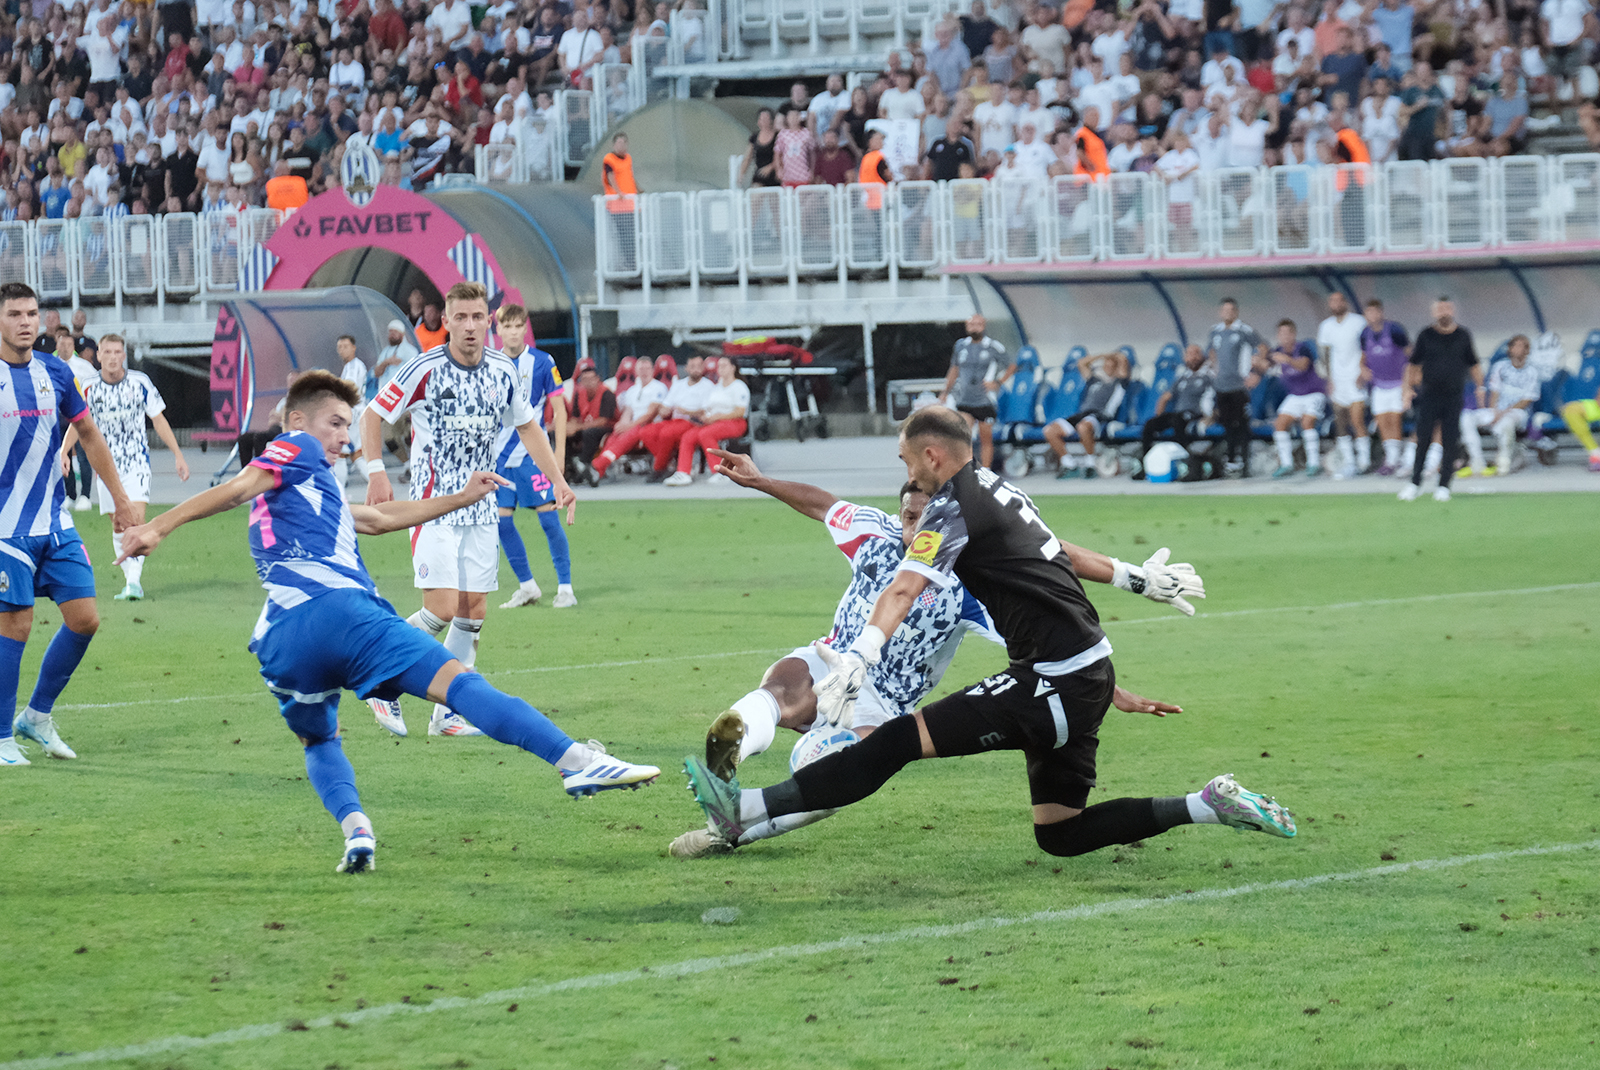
left=896, top=462, right=1106, bottom=667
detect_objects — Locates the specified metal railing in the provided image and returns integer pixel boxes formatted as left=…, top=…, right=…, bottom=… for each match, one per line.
left=710, top=0, right=963, bottom=60
left=595, top=155, right=1600, bottom=285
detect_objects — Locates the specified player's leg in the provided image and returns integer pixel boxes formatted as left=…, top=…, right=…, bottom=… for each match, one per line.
left=14, top=534, right=99, bottom=759
left=1436, top=400, right=1464, bottom=495
left=976, top=418, right=995, bottom=470
left=1350, top=400, right=1370, bottom=471
left=704, top=651, right=827, bottom=780
left=530, top=475, right=575, bottom=606
left=106, top=487, right=149, bottom=598
left=1561, top=399, right=1600, bottom=468
left=280, top=694, right=375, bottom=873
left=1271, top=410, right=1295, bottom=475
left=1043, top=418, right=1073, bottom=475
left=495, top=460, right=542, bottom=608
left=1331, top=402, right=1357, bottom=476
left=430, top=525, right=497, bottom=735
left=1076, top=418, right=1098, bottom=475
left=0, top=595, right=34, bottom=767
left=1405, top=396, right=1440, bottom=494
left=1300, top=411, right=1322, bottom=474
left=1459, top=407, right=1491, bottom=474
left=1494, top=409, right=1527, bottom=471
left=587, top=424, right=647, bottom=479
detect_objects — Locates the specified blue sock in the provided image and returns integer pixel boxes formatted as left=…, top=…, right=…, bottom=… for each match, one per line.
left=538, top=509, right=571, bottom=585
left=304, top=739, right=363, bottom=823
left=0, top=636, right=24, bottom=738
left=498, top=514, right=534, bottom=584
left=26, top=625, right=93, bottom=715
left=446, top=672, right=574, bottom=766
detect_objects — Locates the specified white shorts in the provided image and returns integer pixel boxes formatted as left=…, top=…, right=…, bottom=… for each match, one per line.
left=97, top=465, right=150, bottom=512
left=1462, top=408, right=1529, bottom=432
left=787, top=644, right=902, bottom=731
left=1277, top=392, right=1327, bottom=421
left=1329, top=380, right=1367, bottom=408
left=411, top=521, right=500, bottom=592
left=1370, top=385, right=1405, bottom=415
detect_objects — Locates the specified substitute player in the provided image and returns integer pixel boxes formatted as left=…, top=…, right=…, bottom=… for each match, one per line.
left=686, top=406, right=1298, bottom=859
left=938, top=314, right=1014, bottom=471
left=1317, top=291, right=1370, bottom=478
left=0, top=282, right=135, bottom=768
left=491, top=304, right=576, bottom=611
left=117, top=371, right=658, bottom=873
left=1359, top=298, right=1411, bottom=476
left=63, top=333, right=191, bottom=600
left=360, top=282, right=576, bottom=738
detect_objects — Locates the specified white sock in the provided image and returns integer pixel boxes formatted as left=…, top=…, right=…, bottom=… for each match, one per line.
left=1495, top=420, right=1516, bottom=467
left=737, top=808, right=838, bottom=845
left=738, top=788, right=770, bottom=826
left=20, top=704, right=48, bottom=726
left=443, top=617, right=481, bottom=668
left=1424, top=442, right=1443, bottom=474
left=556, top=740, right=597, bottom=772
left=112, top=532, right=144, bottom=586
left=1273, top=430, right=1293, bottom=467
left=1354, top=434, right=1371, bottom=469
left=1402, top=440, right=1417, bottom=468
left=1186, top=793, right=1221, bottom=824
left=1384, top=438, right=1402, bottom=467
left=1304, top=428, right=1321, bottom=467
left=732, top=689, right=781, bottom=761
left=340, top=811, right=372, bottom=837
left=1462, top=416, right=1486, bottom=468
left=407, top=608, right=447, bottom=636
left=556, top=583, right=573, bottom=595
left=1336, top=435, right=1355, bottom=469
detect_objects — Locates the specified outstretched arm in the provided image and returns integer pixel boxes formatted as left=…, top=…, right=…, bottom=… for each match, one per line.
left=707, top=448, right=838, bottom=521
left=349, top=471, right=509, bottom=534
left=1063, top=541, right=1205, bottom=616
left=116, top=465, right=276, bottom=562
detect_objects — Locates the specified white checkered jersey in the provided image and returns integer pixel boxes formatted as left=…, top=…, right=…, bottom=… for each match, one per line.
left=819, top=499, right=1002, bottom=715
left=1487, top=359, right=1542, bottom=408
left=493, top=347, right=564, bottom=470
left=369, top=345, right=535, bottom=527
left=84, top=370, right=165, bottom=478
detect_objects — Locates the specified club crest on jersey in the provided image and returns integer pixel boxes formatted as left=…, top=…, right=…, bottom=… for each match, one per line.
left=906, top=530, right=942, bottom=566
left=261, top=441, right=300, bottom=465
left=0, top=572, right=9, bottom=593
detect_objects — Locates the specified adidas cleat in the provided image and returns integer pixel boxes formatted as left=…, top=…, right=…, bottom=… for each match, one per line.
left=336, top=828, right=376, bottom=874
left=705, top=710, right=746, bottom=781
left=562, top=740, right=660, bottom=798
left=1199, top=773, right=1297, bottom=838
left=368, top=697, right=408, bottom=737
left=14, top=712, right=76, bottom=759
left=0, top=736, right=31, bottom=766
left=669, top=827, right=733, bottom=859
left=684, top=756, right=748, bottom=843
left=429, top=706, right=484, bottom=736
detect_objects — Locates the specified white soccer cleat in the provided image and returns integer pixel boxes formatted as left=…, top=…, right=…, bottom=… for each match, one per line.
left=73, top=495, right=91, bottom=512
left=113, top=582, right=144, bottom=601
left=1397, top=483, right=1419, bottom=501
left=14, top=712, right=76, bottom=759
left=552, top=587, right=577, bottom=608
left=1432, top=486, right=1451, bottom=502
left=336, top=827, right=376, bottom=873
left=428, top=705, right=484, bottom=736
left=499, top=578, right=542, bottom=609
left=562, top=740, right=660, bottom=797
left=662, top=471, right=693, bottom=487
left=368, top=697, right=407, bottom=737
left=669, top=827, right=733, bottom=858
left=0, top=736, right=31, bottom=767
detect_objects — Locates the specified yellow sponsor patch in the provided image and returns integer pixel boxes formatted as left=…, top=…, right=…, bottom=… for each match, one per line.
left=906, top=529, right=943, bottom=566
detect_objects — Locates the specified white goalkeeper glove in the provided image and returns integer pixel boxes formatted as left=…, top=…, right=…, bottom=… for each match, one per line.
left=1110, top=548, right=1206, bottom=617
left=811, top=627, right=885, bottom=729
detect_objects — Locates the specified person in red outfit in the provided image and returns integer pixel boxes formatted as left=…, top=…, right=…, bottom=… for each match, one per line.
left=664, top=358, right=750, bottom=486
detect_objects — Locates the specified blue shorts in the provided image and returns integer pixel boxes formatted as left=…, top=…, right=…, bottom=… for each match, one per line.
left=252, top=588, right=454, bottom=743
left=0, top=530, right=96, bottom=611
left=495, top=459, right=556, bottom=510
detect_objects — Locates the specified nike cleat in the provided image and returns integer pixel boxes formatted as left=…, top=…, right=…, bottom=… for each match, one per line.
left=113, top=582, right=144, bottom=601
left=0, top=737, right=31, bottom=766
left=561, top=740, right=660, bottom=797
left=14, top=713, right=76, bottom=759
left=1199, top=773, right=1297, bottom=838
left=499, top=579, right=542, bottom=609
left=669, top=827, right=733, bottom=859
left=684, top=755, right=748, bottom=843
left=368, top=697, right=407, bottom=737
left=705, top=710, right=746, bottom=781
left=336, top=828, right=376, bottom=873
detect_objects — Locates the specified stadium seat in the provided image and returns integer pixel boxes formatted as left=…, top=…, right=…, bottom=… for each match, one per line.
left=1105, top=381, right=1149, bottom=443
left=1153, top=344, right=1182, bottom=377
left=654, top=354, right=678, bottom=383
left=1565, top=353, right=1600, bottom=403
left=703, top=355, right=719, bottom=379
left=613, top=355, right=637, bottom=395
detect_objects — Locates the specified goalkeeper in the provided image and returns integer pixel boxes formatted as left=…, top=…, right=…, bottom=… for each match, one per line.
left=686, top=406, right=1298, bottom=858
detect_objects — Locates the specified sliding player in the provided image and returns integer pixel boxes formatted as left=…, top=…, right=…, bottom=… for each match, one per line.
left=117, top=371, right=658, bottom=873
left=686, top=406, right=1296, bottom=859
left=65, top=333, right=191, bottom=600
left=1, top=282, right=135, bottom=767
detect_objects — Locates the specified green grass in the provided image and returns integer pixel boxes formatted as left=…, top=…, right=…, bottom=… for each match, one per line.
left=3, top=493, right=1597, bottom=1070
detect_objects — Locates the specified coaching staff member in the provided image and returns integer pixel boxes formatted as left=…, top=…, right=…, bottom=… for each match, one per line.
left=939, top=313, right=1015, bottom=471
left=1399, top=296, right=1483, bottom=503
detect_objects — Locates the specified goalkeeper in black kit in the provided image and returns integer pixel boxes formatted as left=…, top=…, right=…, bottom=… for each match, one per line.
left=686, top=405, right=1297, bottom=857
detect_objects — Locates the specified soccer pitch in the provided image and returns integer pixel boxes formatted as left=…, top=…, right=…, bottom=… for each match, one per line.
left=3, top=492, right=1596, bottom=1070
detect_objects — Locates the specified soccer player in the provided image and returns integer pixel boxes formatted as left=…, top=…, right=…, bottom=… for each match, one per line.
left=64, top=332, right=191, bottom=600
left=360, top=282, right=576, bottom=738
left=1043, top=350, right=1130, bottom=480
left=685, top=406, right=1297, bottom=860
left=1267, top=319, right=1327, bottom=479
left=1559, top=382, right=1600, bottom=472
left=0, top=282, right=135, bottom=768
left=1458, top=334, right=1541, bottom=477
left=1359, top=298, right=1411, bottom=476
left=938, top=314, right=1014, bottom=471
left=490, top=304, right=575, bottom=611
left=1316, top=291, right=1370, bottom=478
left=117, top=371, right=658, bottom=872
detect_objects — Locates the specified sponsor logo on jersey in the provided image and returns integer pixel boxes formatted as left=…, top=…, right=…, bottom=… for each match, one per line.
left=438, top=413, right=500, bottom=431
left=906, top=530, right=942, bottom=566
left=828, top=504, right=857, bottom=530
left=377, top=381, right=405, bottom=411
left=260, top=440, right=301, bottom=465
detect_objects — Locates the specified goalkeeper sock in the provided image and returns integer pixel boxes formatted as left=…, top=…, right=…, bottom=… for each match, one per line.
left=538, top=508, right=572, bottom=585
left=1186, top=792, right=1222, bottom=824
left=407, top=608, right=447, bottom=636
left=762, top=714, right=921, bottom=819
left=733, top=689, right=781, bottom=761
left=498, top=514, right=534, bottom=584
left=1033, top=797, right=1188, bottom=857
left=738, top=808, right=838, bottom=846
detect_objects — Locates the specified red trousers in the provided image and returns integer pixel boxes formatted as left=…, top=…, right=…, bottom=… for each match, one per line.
left=594, top=420, right=689, bottom=474
left=677, top=419, right=748, bottom=473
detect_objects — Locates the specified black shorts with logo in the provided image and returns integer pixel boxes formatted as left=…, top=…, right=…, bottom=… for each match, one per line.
left=956, top=401, right=998, bottom=422
left=920, top=657, right=1114, bottom=810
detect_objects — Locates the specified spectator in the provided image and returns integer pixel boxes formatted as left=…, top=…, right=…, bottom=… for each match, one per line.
left=961, top=1, right=1000, bottom=59
left=1137, top=343, right=1215, bottom=475
left=1319, top=27, right=1367, bottom=105
left=1267, top=319, right=1328, bottom=479
left=607, top=354, right=669, bottom=446
left=414, top=303, right=447, bottom=351
left=1398, top=63, right=1445, bottom=161
left=984, top=27, right=1019, bottom=86
left=813, top=128, right=857, bottom=185
left=927, top=19, right=973, bottom=97
left=1399, top=297, right=1483, bottom=502
left=1484, top=76, right=1530, bottom=157
left=265, top=160, right=309, bottom=211
left=927, top=119, right=978, bottom=181
left=1021, top=4, right=1070, bottom=75
left=566, top=363, right=617, bottom=484
left=664, top=358, right=750, bottom=486
left=975, top=81, right=1023, bottom=155
left=558, top=11, right=604, bottom=88
left=879, top=68, right=925, bottom=122
left=1072, top=110, right=1112, bottom=176
left=595, top=354, right=713, bottom=483
left=739, top=107, right=780, bottom=187
left=838, top=86, right=875, bottom=154
left=1543, top=0, right=1595, bottom=90
left=1459, top=334, right=1541, bottom=477
left=1207, top=297, right=1268, bottom=477
left=808, top=74, right=849, bottom=144
left=774, top=107, right=814, bottom=187
left=1045, top=350, right=1130, bottom=479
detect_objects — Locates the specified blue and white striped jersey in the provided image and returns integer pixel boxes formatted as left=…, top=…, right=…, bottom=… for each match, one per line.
left=493, top=346, right=563, bottom=470
left=0, top=353, right=89, bottom=538
left=245, top=432, right=374, bottom=647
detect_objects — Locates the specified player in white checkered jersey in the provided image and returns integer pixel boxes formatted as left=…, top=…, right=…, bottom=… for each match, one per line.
left=62, top=333, right=190, bottom=601
left=359, top=281, right=576, bottom=739
left=1457, top=334, right=1542, bottom=477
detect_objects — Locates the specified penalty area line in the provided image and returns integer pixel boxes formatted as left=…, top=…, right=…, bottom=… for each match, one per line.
left=8, top=838, right=1596, bottom=1070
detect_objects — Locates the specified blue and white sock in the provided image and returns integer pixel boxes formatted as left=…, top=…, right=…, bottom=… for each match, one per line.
left=304, top=739, right=363, bottom=823
left=538, top=509, right=571, bottom=586
left=498, top=513, right=534, bottom=585
left=26, top=625, right=93, bottom=717
left=444, top=671, right=577, bottom=766
left=0, top=635, right=24, bottom=738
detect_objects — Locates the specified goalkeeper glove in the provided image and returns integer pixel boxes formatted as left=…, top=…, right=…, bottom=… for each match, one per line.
left=1110, top=548, right=1206, bottom=617
left=811, top=626, right=885, bottom=729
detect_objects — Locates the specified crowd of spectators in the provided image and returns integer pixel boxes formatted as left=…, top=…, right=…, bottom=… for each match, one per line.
left=735, top=0, right=1599, bottom=191
left=0, top=0, right=708, bottom=223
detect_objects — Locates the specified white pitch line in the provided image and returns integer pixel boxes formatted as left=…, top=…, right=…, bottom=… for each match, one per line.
left=7, top=838, right=1595, bottom=1070
left=50, top=581, right=1599, bottom=713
